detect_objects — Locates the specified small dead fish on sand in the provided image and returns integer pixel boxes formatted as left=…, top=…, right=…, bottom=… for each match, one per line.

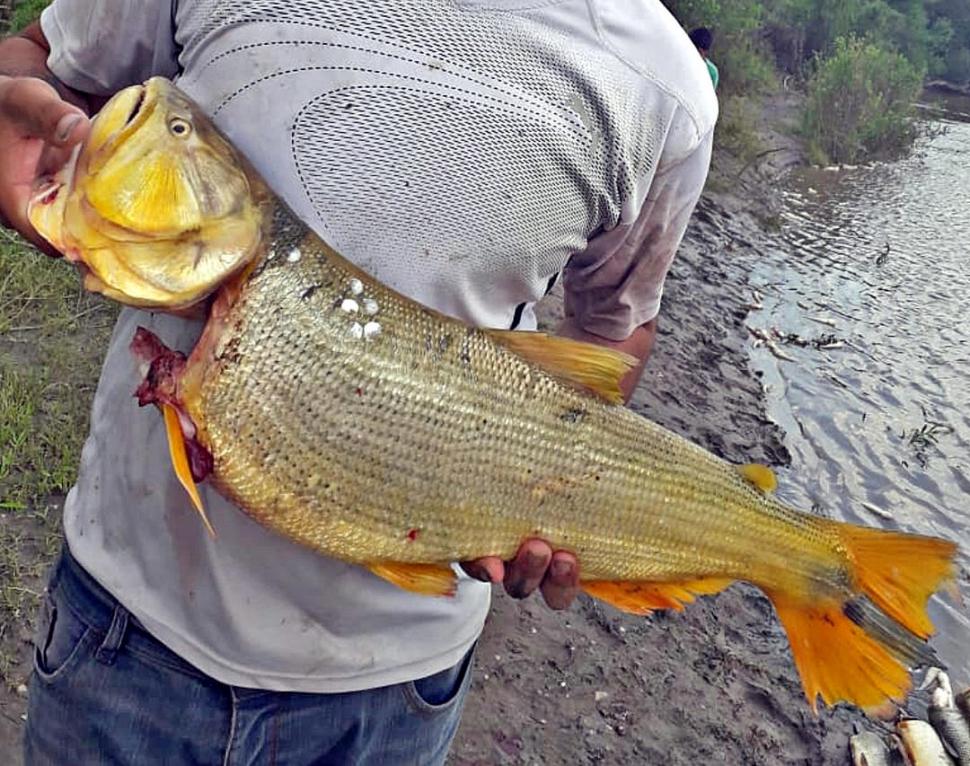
left=898, top=719, right=956, bottom=765
left=850, top=730, right=893, bottom=766
left=923, top=670, right=970, bottom=766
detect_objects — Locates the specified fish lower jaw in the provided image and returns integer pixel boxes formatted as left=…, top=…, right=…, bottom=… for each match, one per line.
left=27, top=145, right=80, bottom=252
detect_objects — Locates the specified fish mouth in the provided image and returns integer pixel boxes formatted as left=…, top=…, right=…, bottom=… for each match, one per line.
left=123, top=85, right=147, bottom=127
left=27, top=83, right=146, bottom=225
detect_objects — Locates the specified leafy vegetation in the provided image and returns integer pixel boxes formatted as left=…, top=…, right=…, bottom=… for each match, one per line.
left=663, top=0, right=970, bottom=162
left=802, top=37, right=923, bottom=163
left=662, top=0, right=776, bottom=94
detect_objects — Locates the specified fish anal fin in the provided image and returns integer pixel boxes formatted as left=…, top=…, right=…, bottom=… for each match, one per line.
left=738, top=463, right=777, bottom=493
left=769, top=591, right=912, bottom=713
left=837, top=523, right=957, bottom=639
left=162, top=403, right=215, bottom=538
left=487, top=330, right=635, bottom=405
left=367, top=562, right=457, bottom=597
left=582, top=577, right=732, bottom=615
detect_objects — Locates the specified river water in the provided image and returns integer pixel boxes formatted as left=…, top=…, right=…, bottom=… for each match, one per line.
left=745, top=93, right=970, bottom=686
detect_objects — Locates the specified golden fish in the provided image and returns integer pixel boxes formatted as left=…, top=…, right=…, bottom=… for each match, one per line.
left=29, top=77, right=958, bottom=713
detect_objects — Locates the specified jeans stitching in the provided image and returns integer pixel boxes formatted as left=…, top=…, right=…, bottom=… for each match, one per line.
left=222, top=688, right=239, bottom=766
left=31, top=627, right=97, bottom=683
left=400, top=647, right=475, bottom=718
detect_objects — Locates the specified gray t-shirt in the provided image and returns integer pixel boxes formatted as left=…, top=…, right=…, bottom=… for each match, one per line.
left=43, top=0, right=717, bottom=692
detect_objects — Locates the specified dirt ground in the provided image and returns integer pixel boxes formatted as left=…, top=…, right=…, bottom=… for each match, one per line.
left=0, top=94, right=891, bottom=764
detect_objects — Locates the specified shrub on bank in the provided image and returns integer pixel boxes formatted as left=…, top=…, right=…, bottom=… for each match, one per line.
left=802, top=36, right=923, bottom=165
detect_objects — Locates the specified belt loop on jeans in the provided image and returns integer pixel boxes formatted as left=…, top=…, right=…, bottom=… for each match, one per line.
left=94, top=604, right=130, bottom=665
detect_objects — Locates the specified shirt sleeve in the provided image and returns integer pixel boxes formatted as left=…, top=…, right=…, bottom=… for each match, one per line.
left=562, top=122, right=713, bottom=341
left=41, top=0, right=179, bottom=96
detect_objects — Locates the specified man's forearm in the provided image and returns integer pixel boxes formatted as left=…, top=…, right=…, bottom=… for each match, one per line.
left=557, top=316, right=657, bottom=403
left=0, top=21, right=89, bottom=111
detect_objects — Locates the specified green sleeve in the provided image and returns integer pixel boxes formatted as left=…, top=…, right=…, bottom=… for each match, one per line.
left=707, top=60, right=719, bottom=90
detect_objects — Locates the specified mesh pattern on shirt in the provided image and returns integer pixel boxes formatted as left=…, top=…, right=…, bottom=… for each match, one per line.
left=292, top=86, right=591, bottom=277
left=176, top=0, right=665, bottom=319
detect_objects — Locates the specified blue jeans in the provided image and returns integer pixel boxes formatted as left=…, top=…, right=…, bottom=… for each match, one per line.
left=24, top=548, right=474, bottom=765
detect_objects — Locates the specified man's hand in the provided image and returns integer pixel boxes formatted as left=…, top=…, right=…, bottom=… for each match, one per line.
left=462, top=540, right=580, bottom=610
left=0, top=75, right=89, bottom=253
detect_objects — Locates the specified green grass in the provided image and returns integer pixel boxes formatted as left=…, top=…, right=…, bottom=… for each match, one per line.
left=0, top=232, right=115, bottom=682
left=8, top=0, right=49, bottom=33
left=0, top=234, right=115, bottom=509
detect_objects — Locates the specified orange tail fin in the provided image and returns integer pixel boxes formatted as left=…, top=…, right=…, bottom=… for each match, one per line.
left=838, top=524, right=958, bottom=638
left=770, top=524, right=957, bottom=711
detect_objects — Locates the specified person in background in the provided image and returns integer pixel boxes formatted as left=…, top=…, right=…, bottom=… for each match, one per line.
left=0, top=1, right=717, bottom=763
left=690, top=27, right=719, bottom=90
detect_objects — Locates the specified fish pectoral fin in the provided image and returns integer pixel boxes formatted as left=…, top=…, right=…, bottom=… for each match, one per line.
left=737, top=463, right=778, bottom=493
left=162, top=403, right=215, bottom=538
left=367, top=562, right=457, bottom=597
left=486, top=330, right=635, bottom=405
left=581, top=577, right=732, bottom=615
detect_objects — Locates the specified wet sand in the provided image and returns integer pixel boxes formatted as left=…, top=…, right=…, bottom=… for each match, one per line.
left=449, top=122, right=879, bottom=765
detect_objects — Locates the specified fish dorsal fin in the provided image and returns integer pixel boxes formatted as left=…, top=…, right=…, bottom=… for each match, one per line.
left=582, top=577, right=732, bottom=615
left=367, top=562, right=457, bottom=596
left=738, top=463, right=777, bottom=493
left=487, top=330, right=635, bottom=405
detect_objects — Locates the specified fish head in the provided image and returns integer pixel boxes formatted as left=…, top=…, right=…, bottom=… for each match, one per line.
left=28, top=77, right=271, bottom=310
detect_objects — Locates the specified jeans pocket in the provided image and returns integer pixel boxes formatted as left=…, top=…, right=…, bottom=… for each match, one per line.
left=402, top=645, right=475, bottom=716
left=32, top=591, right=94, bottom=682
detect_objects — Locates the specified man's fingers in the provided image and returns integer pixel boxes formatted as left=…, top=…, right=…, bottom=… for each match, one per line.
left=0, top=76, right=88, bottom=146
left=539, top=551, right=580, bottom=610
left=462, top=542, right=579, bottom=611
left=460, top=556, right=504, bottom=584
left=503, top=539, right=551, bottom=599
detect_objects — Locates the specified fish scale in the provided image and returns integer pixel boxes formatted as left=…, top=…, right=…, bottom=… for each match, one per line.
left=188, top=206, right=835, bottom=585
left=29, top=77, right=958, bottom=712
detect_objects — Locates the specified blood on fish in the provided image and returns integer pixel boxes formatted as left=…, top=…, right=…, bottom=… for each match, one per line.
left=406, top=528, right=420, bottom=541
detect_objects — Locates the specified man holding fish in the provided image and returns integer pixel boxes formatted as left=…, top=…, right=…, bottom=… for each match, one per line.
left=0, top=0, right=719, bottom=762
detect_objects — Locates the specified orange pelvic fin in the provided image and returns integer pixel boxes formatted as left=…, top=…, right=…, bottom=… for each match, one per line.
left=582, top=577, right=732, bottom=615
left=487, top=330, right=635, bottom=405
left=367, top=562, right=457, bottom=596
left=162, top=403, right=215, bottom=538
left=837, top=523, right=958, bottom=638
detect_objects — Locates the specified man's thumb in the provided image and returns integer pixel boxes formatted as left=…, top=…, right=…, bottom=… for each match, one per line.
left=0, top=76, right=88, bottom=146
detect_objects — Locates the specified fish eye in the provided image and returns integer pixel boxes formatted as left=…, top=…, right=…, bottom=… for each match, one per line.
left=169, top=118, right=192, bottom=137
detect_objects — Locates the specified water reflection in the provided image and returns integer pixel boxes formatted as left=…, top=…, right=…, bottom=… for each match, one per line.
left=746, top=94, right=970, bottom=683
